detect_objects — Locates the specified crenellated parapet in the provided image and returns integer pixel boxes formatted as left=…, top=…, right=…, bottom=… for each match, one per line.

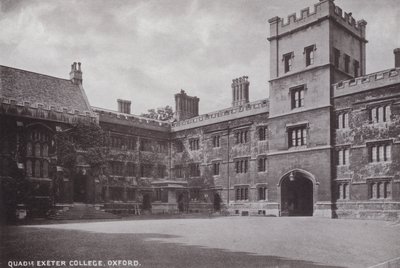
left=93, top=107, right=171, bottom=132
left=172, top=99, right=269, bottom=131
left=0, top=97, right=98, bottom=124
left=333, top=68, right=400, bottom=98
left=268, top=0, right=366, bottom=40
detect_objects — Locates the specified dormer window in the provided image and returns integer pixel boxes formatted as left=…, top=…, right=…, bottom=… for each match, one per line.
left=304, top=45, right=315, bottom=66
left=283, top=52, right=293, bottom=73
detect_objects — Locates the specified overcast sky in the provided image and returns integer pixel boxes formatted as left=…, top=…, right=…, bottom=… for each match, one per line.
left=0, top=0, right=399, bottom=115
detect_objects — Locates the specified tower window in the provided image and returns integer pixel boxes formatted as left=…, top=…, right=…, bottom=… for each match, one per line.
left=354, top=60, right=359, bottom=77
left=344, top=54, right=350, bottom=73
left=283, top=52, right=293, bottom=73
left=334, top=48, right=340, bottom=68
left=288, top=126, right=307, bottom=148
left=291, top=85, right=305, bottom=109
left=304, top=45, right=315, bottom=66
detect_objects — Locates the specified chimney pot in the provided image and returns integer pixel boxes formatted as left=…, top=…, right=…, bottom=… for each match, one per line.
left=394, top=48, right=400, bottom=68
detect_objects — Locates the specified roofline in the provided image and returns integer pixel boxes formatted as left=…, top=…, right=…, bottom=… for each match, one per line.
left=0, top=64, right=71, bottom=82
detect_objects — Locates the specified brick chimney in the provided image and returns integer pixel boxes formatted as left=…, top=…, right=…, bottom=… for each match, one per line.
left=70, top=62, right=82, bottom=85
left=394, top=48, right=400, bottom=68
left=232, top=76, right=249, bottom=107
left=117, top=99, right=131, bottom=114
left=174, top=89, right=199, bottom=121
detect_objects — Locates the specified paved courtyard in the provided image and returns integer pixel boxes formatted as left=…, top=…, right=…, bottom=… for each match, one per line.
left=2, top=217, right=400, bottom=268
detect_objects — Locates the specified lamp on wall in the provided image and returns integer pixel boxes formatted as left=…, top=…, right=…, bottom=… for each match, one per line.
left=289, top=172, right=295, bottom=182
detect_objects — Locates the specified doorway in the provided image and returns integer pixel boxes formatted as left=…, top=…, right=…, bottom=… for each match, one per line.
left=73, top=174, right=87, bottom=203
left=213, top=193, right=221, bottom=211
left=281, top=172, right=313, bottom=216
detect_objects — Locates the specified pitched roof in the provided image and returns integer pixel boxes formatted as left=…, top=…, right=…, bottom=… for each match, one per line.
left=0, top=65, right=91, bottom=112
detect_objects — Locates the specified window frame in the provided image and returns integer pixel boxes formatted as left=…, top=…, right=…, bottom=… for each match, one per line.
left=368, top=142, right=392, bottom=163
left=290, top=85, right=305, bottom=109
left=344, top=54, right=350, bottom=73
left=235, top=185, right=249, bottom=201
left=283, top=52, right=294, bottom=73
left=304, top=44, right=316, bottom=67
left=212, top=161, right=220, bottom=176
left=288, top=125, right=308, bottom=148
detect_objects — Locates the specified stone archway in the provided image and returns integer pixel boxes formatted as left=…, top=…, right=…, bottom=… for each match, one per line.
left=279, top=170, right=315, bottom=216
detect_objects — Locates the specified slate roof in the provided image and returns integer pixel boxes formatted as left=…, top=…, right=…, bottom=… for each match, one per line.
left=0, top=65, right=91, bottom=112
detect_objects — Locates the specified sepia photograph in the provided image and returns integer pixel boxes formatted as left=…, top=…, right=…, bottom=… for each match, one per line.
left=1, top=0, right=400, bottom=267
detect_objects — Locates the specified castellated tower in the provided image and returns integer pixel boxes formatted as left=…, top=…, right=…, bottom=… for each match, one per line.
left=266, top=0, right=367, bottom=217
left=174, top=90, right=199, bottom=121
left=231, top=76, right=250, bottom=107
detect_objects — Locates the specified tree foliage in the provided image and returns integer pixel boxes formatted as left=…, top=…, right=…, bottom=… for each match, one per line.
left=55, top=121, right=109, bottom=171
left=140, top=105, right=174, bottom=121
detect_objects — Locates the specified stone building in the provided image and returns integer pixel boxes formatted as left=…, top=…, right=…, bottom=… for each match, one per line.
left=0, top=0, right=399, bottom=220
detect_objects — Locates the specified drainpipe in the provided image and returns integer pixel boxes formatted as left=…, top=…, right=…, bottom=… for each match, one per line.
left=227, top=122, right=231, bottom=206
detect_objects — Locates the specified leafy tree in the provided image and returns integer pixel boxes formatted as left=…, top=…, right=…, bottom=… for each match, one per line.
left=56, top=121, right=109, bottom=172
left=141, top=105, right=174, bottom=121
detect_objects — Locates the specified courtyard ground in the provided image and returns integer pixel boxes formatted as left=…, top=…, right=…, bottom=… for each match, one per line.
left=1, top=217, right=400, bottom=268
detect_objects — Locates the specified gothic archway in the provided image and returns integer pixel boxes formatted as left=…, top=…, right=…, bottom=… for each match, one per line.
left=279, top=170, right=314, bottom=216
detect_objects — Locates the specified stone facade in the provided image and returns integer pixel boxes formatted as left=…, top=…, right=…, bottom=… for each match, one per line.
left=1, top=0, right=399, bottom=220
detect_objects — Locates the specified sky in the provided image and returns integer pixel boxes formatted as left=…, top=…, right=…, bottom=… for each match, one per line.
left=0, top=0, right=399, bottom=115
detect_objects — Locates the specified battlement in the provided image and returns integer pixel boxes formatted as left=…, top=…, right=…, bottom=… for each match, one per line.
left=0, top=97, right=98, bottom=124
left=268, top=0, right=366, bottom=39
left=333, top=68, right=400, bottom=98
left=172, top=99, right=269, bottom=131
left=92, top=107, right=171, bottom=132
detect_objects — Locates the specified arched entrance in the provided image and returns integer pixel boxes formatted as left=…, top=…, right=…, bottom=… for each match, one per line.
left=280, top=170, right=314, bottom=216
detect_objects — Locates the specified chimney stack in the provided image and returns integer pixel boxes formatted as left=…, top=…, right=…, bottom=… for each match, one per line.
left=394, top=48, right=400, bottom=68
left=117, top=99, right=131, bottom=114
left=232, top=76, right=250, bottom=107
left=70, top=62, right=83, bottom=85
left=174, top=89, right=199, bottom=121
